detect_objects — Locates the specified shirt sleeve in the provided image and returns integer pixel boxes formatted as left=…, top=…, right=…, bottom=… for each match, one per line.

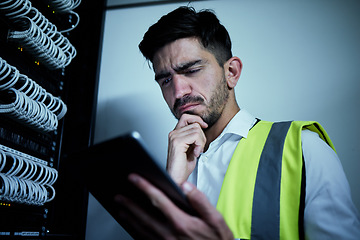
left=302, top=130, right=360, bottom=240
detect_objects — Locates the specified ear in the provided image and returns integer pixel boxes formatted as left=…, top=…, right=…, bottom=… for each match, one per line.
left=224, top=56, right=242, bottom=89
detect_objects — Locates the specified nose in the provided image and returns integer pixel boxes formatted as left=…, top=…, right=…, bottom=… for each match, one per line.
left=173, top=74, right=191, bottom=99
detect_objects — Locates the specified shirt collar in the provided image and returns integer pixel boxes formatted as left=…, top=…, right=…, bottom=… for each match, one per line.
left=207, top=109, right=256, bottom=151
left=221, top=108, right=256, bottom=139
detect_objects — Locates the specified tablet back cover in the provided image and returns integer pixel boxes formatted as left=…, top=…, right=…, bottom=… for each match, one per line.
left=69, top=132, right=196, bottom=238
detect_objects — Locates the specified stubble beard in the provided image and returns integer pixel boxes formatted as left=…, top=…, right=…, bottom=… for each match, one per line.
left=173, top=75, right=229, bottom=129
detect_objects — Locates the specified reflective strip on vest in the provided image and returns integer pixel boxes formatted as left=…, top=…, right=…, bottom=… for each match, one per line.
left=251, top=121, right=292, bottom=239
left=216, top=120, right=335, bottom=240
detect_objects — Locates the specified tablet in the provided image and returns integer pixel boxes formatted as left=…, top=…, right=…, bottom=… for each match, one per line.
left=73, top=131, right=197, bottom=236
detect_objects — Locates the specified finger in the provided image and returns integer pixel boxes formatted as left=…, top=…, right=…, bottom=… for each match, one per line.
left=175, top=114, right=208, bottom=129
left=170, top=123, right=206, bottom=149
left=167, top=123, right=207, bottom=184
left=114, top=194, right=174, bottom=240
left=128, top=173, right=189, bottom=224
left=181, top=182, right=215, bottom=217
left=193, top=143, right=204, bottom=158
left=181, top=182, right=234, bottom=239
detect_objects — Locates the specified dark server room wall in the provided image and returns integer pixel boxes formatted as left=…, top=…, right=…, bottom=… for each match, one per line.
left=0, top=1, right=105, bottom=239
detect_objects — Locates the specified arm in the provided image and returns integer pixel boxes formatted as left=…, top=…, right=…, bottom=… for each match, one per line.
left=302, top=130, right=360, bottom=239
left=114, top=173, right=234, bottom=240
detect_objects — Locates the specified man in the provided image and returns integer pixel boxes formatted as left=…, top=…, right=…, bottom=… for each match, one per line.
left=114, top=6, right=360, bottom=239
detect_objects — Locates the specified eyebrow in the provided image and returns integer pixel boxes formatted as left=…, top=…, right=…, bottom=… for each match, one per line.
left=155, top=59, right=203, bottom=81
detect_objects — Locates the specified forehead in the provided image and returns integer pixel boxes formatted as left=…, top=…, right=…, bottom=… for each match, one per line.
left=152, top=37, right=213, bottom=74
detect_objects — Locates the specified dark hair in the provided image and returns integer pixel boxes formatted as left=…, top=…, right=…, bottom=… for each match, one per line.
left=139, top=6, right=232, bottom=66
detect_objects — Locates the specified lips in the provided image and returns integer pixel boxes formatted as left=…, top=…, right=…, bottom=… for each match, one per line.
left=178, top=103, right=200, bottom=114
left=173, top=95, right=205, bottom=116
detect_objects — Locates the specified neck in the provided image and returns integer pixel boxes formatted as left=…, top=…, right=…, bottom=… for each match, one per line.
left=203, top=102, right=240, bottom=151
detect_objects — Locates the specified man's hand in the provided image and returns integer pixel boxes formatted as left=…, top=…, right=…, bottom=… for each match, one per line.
left=167, top=114, right=208, bottom=185
left=114, top=173, right=234, bottom=240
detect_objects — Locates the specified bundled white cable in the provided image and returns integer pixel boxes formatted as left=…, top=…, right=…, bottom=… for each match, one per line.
left=44, top=0, right=81, bottom=33
left=8, top=17, right=72, bottom=70
left=0, top=88, right=58, bottom=132
left=0, top=0, right=77, bottom=69
left=0, top=152, right=58, bottom=185
left=0, top=0, right=32, bottom=19
left=26, top=7, right=77, bottom=60
left=0, top=146, right=58, bottom=206
left=47, top=0, right=81, bottom=12
left=0, top=57, right=67, bottom=120
left=0, top=173, right=56, bottom=205
left=42, top=0, right=82, bottom=33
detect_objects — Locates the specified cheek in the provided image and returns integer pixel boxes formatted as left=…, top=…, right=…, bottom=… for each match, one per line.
left=196, top=76, right=218, bottom=101
left=161, top=90, right=174, bottom=108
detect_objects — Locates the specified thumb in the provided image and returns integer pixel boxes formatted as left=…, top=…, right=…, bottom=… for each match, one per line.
left=181, top=182, right=234, bottom=239
left=181, top=182, right=216, bottom=218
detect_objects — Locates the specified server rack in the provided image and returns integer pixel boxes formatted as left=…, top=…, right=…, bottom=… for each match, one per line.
left=0, top=0, right=105, bottom=239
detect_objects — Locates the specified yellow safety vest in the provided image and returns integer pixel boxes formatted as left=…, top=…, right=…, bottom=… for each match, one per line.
left=216, top=120, right=335, bottom=240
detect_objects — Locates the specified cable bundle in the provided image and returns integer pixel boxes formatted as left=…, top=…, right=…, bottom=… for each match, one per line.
left=47, top=0, right=81, bottom=13
left=0, top=174, right=55, bottom=206
left=0, top=0, right=77, bottom=69
left=8, top=17, right=68, bottom=70
left=0, top=88, right=59, bottom=132
left=27, top=8, right=77, bottom=53
left=0, top=146, right=58, bottom=206
left=45, top=0, right=81, bottom=33
left=0, top=0, right=32, bottom=19
left=0, top=57, right=67, bottom=122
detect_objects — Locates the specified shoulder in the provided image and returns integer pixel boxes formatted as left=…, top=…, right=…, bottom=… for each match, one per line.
left=301, top=129, right=338, bottom=165
left=301, top=129, right=345, bottom=202
left=301, top=129, right=360, bottom=239
left=301, top=129, right=346, bottom=198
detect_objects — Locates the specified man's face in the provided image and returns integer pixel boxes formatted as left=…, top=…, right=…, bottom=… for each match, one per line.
left=152, top=37, right=229, bottom=127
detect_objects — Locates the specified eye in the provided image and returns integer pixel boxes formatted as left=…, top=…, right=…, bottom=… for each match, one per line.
left=161, top=77, right=172, bottom=86
left=184, top=68, right=200, bottom=76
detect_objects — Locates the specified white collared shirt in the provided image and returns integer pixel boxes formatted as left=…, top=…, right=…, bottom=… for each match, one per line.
left=188, top=109, right=360, bottom=239
left=188, top=109, right=255, bottom=206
